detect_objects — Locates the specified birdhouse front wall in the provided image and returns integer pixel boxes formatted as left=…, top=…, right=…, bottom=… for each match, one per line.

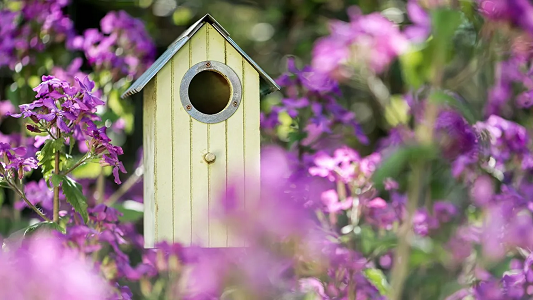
left=143, top=23, right=260, bottom=248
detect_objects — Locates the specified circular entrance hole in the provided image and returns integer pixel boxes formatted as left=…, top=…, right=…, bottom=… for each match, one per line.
left=188, top=70, right=231, bottom=115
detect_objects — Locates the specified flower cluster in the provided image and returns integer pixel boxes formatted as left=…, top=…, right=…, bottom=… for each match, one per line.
left=0, top=0, right=76, bottom=70
left=312, top=7, right=408, bottom=79
left=262, top=58, right=368, bottom=147
left=477, top=0, right=533, bottom=36
left=10, top=75, right=126, bottom=184
left=0, top=143, right=37, bottom=180
left=74, top=11, right=156, bottom=81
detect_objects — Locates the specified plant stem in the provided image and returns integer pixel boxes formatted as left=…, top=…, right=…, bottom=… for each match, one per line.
left=106, top=165, right=143, bottom=205
left=389, top=163, right=425, bottom=300
left=61, top=153, right=90, bottom=176
left=390, top=99, right=438, bottom=300
left=96, top=171, right=104, bottom=204
left=53, top=148, right=60, bottom=222
left=7, top=180, right=52, bottom=222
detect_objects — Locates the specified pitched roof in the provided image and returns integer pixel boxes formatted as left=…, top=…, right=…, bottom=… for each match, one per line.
left=121, top=14, right=280, bottom=99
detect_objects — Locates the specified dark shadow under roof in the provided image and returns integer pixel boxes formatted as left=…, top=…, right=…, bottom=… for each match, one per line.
left=121, top=14, right=280, bottom=99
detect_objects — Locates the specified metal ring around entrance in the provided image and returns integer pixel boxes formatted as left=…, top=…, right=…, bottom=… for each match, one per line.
left=180, top=60, right=242, bottom=124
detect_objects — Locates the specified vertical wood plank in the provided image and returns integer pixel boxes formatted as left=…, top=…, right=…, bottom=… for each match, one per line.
left=190, top=25, right=209, bottom=246
left=243, top=62, right=261, bottom=223
left=155, top=65, right=174, bottom=242
left=206, top=24, right=228, bottom=247
left=143, top=80, right=156, bottom=248
left=172, top=42, right=192, bottom=245
left=225, top=41, right=245, bottom=247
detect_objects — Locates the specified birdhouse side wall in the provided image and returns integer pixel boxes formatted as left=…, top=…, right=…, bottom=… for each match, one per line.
left=143, top=79, right=157, bottom=248
left=145, top=23, right=261, bottom=248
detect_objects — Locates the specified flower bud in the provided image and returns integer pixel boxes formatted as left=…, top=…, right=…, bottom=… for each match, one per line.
left=26, top=124, right=42, bottom=133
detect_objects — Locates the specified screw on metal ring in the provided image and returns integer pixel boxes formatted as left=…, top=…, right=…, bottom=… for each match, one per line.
left=186, top=104, right=192, bottom=110
left=206, top=62, right=211, bottom=68
left=232, top=101, right=238, bottom=107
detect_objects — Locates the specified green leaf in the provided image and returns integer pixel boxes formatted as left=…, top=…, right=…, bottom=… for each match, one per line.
left=113, top=203, right=143, bottom=223
left=429, top=91, right=477, bottom=123
left=60, top=176, right=89, bottom=223
left=24, top=221, right=66, bottom=236
left=428, top=9, right=462, bottom=81
left=364, top=268, right=390, bottom=295
left=399, top=47, right=428, bottom=89
left=51, top=174, right=62, bottom=187
left=37, top=138, right=65, bottom=180
left=372, top=145, right=438, bottom=189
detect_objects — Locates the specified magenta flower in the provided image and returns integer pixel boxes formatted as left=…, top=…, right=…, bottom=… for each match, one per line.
left=0, top=233, right=110, bottom=299
left=75, top=10, right=155, bottom=81
left=404, top=0, right=431, bottom=43
left=312, top=7, right=408, bottom=77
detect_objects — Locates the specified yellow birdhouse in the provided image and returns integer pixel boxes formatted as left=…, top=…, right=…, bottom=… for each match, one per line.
left=121, top=14, right=279, bottom=248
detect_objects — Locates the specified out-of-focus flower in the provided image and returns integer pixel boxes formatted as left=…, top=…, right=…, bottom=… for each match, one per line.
left=0, top=0, right=76, bottom=70
left=312, top=7, right=408, bottom=78
left=477, top=0, right=533, bottom=36
left=405, top=0, right=431, bottom=43
left=0, top=233, right=110, bottom=299
left=435, top=110, right=479, bottom=160
left=75, top=11, right=155, bottom=81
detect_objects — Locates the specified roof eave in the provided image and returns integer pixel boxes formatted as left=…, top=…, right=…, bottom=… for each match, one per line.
left=121, top=14, right=280, bottom=99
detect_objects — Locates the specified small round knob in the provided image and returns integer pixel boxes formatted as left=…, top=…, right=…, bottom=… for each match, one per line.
left=204, top=152, right=216, bottom=164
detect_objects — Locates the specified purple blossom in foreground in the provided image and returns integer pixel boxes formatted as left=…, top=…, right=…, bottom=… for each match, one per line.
left=0, top=233, right=110, bottom=299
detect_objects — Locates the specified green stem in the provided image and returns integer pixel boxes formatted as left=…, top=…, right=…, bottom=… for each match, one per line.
left=389, top=163, right=425, bottom=300
left=61, top=153, right=90, bottom=176
left=106, top=165, right=143, bottom=205
left=53, top=148, right=60, bottom=223
left=7, top=180, right=52, bottom=222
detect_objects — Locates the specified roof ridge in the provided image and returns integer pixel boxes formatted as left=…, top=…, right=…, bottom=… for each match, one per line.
left=121, top=14, right=279, bottom=99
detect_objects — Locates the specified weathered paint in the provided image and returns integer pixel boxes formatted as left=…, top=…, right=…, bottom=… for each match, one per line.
left=207, top=24, right=228, bottom=247
left=172, top=41, right=192, bottom=245
left=143, top=79, right=156, bottom=248
left=145, top=23, right=260, bottom=247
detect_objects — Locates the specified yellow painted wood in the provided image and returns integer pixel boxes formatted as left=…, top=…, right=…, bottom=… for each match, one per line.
left=172, top=42, right=192, bottom=245
left=225, top=41, right=245, bottom=247
left=155, top=65, right=174, bottom=242
left=146, top=22, right=263, bottom=248
left=143, top=79, right=156, bottom=248
left=206, top=24, right=228, bottom=247
left=243, top=62, right=261, bottom=218
left=190, top=25, right=209, bottom=246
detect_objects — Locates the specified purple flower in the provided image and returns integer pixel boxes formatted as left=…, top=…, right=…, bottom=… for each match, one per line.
left=435, top=110, right=478, bottom=160
left=404, top=0, right=431, bottom=43
left=75, top=11, right=155, bottom=81
left=321, top=189, right=352, bottom=213
left=0, top=233, right=110, bottom=299
left=433, top=201, right=458, bottom=223
left=477, top=0, right=533, bottom=36
left=413, top=208, right=439, bottom=236
left=312, top=8, right=408, bottom=77
left=15, top=179, right=53, bottom=211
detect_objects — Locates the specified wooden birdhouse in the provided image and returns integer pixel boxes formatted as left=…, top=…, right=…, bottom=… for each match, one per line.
left=121, top=14, right=280, bottom=248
